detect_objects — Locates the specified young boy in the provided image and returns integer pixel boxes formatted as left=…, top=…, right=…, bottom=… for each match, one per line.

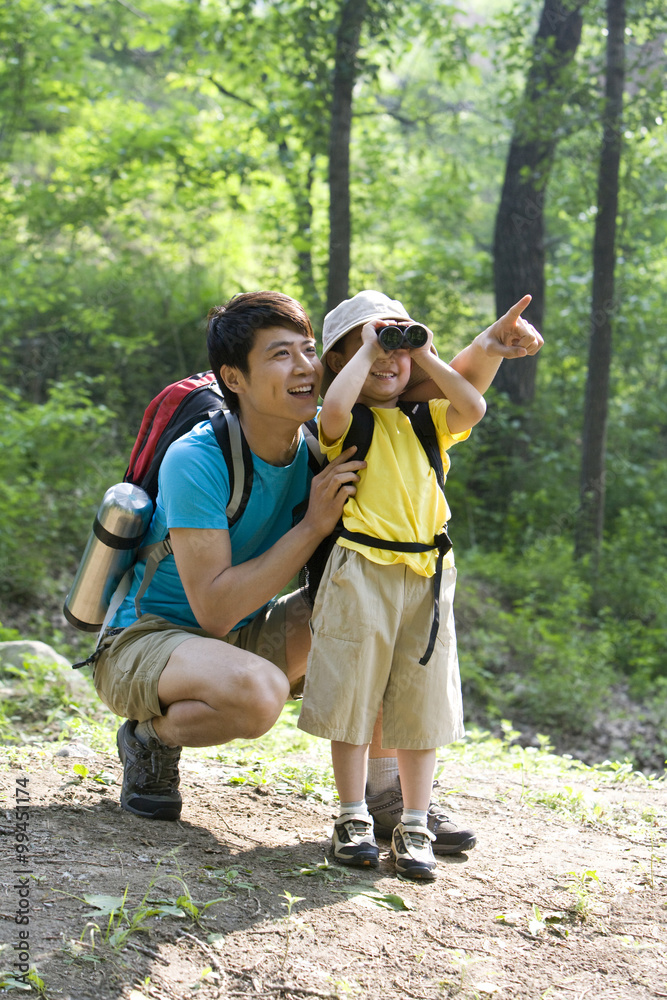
left=298, top=290, right=486, bottom=881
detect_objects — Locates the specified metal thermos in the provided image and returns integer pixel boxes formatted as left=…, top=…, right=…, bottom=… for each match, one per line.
left=63, top=483, right=153, bottom=632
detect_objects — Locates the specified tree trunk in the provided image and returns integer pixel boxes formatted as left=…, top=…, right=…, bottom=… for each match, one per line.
left=493, top=0, right=585, bottom=404
left=575, top=0, right=625, bottom=564
left=326, top=0, right=369, bottom=315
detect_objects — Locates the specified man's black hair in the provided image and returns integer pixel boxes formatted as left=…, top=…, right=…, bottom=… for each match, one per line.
left=207, top=291, right=314, bottom=413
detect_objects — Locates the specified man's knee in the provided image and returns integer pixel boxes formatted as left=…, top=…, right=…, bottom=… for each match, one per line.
left=229, top=661, right=290, bottom=739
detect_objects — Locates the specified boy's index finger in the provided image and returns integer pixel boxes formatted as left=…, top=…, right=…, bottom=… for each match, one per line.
left=506, top=294, right=532, bottom=323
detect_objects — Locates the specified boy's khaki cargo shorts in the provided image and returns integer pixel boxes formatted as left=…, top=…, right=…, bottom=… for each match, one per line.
left=298, top=546, right=464, bottom=750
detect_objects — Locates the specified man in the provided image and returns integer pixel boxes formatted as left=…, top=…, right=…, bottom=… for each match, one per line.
left=93, top=289, right=542, bottom=853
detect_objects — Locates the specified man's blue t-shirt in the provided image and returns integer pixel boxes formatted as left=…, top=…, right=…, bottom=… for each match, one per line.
left=112, top=420, right=312, bottom=631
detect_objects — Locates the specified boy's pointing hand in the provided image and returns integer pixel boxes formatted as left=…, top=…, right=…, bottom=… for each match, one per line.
left=480, top=294, right=544, bottom=358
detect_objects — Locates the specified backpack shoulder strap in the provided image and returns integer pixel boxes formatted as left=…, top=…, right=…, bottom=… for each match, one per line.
left=342, top=403, right=375, bottom=462
left=303, top=419, right=325, bottom=475
left=210, top=408, right=254, bottom=527
left=398, top=401, right=445, bottom=495
left=302, top=404, right=375, bottom=473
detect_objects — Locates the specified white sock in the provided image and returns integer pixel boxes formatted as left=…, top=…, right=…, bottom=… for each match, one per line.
left=401, top=808, right=428, bottom=828
left=365, top=758, right=399, bottom=797
left=338, top=800, right=370, bottom=820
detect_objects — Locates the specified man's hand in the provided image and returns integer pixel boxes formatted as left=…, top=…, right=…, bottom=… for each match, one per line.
left=303, top=447, right=365, bottom=538
left=478, top=294, right=544, bottom=359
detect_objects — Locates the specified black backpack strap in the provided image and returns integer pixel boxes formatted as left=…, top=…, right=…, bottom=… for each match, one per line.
left=338, top=527, right=452, bottom=666
left=398, top=401, right=445, bottom=495
left=210, top=409, right=254, bottom=527
left=344, top=403, right=375, bottom=463
left=304, top=404, right=375, bottom=471
left=300, top=405, right=374, bottom=607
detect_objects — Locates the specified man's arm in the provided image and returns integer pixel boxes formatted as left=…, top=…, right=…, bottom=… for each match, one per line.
left=170, top=449, right=364, bottom=637
left=403, top=294, right=543, bottom=400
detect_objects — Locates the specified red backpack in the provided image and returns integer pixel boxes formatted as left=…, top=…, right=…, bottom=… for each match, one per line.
left=65, top=372, right=319, bottom=636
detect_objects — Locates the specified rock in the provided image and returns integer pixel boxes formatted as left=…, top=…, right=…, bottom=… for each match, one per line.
left=0, top=640, right=92, bottom=700
left=54, top=742, right=96, bottom=758
left=0, top=640, right=71, bottom=672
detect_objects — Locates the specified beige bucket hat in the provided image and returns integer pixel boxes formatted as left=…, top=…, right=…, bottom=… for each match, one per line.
left=320, top=289, right=438, bottom=396
left=320, top=290, right=413, bottom=396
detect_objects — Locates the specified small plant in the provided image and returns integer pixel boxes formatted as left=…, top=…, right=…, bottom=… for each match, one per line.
left=279, top=890, right=305, bottom=970
left=82, top=887, right=158, bottom=951
left=0, top=966, right=48, bottom=996
left=633, top=836, right=663, bottom=889
left=63, top=934, right=104, bottom=966
left=562, top=869, right=601, bottom=921
left=332, top=884, right=414, bottom=911
left=203, top=866, right=257, bottom=892
left=59, top=858, right=227, bottom=954
left=147, top=874, right=228, bottom=928
left=527, top=903, right=547, bottom=936
left=326, top=976, right=362, bottom=997
left=439, top=948, right=484, bottom=995
left=281, top=858, right=348, bottom=882
left=527, top=784, right=606, bottom=826
left=70, top=763, right=116, bottom=786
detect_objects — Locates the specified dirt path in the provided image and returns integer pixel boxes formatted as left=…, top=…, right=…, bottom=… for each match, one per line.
left=1, top=744, right=665, bottom=1000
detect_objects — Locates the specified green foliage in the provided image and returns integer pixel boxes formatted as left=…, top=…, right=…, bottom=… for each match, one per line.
left=457, top=540, right=614, bottom=734
left=0, top=0, right=665, bottom=754
left=0, top=649, right=101, bottom=743
left=0, top=381, right=116, bottom=600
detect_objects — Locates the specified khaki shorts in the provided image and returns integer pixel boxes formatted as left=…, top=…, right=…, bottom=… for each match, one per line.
left=298, top=546, right=464, bottom=750
left=93, top=594, right=296, bottom=723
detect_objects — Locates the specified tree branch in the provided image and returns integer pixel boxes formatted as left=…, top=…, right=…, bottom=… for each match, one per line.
left=208, top=76, right=257, bottom=110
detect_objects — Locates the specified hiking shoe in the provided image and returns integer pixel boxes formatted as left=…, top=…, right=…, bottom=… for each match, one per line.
left=116, top=720, right=182, bottom=821
left=426, top=800, right=477, bottom=854
left=331, top=814, right=379, bottom=867
left=366, top=779, right=477, bottom=855
left=391, top=823, right=437, bottom=881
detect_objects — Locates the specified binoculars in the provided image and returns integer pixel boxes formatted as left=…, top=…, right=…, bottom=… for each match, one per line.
left=376, top=322, right=428, bottom=351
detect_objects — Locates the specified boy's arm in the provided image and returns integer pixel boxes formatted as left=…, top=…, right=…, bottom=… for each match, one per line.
left=403, top=294, right=543, bottom=399
left=410, top=337, right=487, bottom=435
left=320, top=323, right=381, bottom=441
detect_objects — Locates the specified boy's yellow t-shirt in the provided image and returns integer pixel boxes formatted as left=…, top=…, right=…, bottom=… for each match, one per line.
left=318, top=400, right=470, bottom=578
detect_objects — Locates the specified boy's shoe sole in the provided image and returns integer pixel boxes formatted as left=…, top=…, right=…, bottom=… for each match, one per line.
left=117, top=720, right=182, bottom=821
left=366, top=780, right=477, bottom=855
left=391, top=823, right=437, bottom=881
left=331, top=814, right=379, bottom=867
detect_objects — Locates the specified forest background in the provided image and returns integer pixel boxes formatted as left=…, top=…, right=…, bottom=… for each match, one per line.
left=0, top=0, right=665, bottom=771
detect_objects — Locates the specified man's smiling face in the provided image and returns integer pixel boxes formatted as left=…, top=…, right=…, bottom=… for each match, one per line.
left=237, top=325, right=323, bottom=423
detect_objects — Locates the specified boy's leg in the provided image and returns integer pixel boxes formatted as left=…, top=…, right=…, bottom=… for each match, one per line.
left=331, top=741, right=369, bottom=804
left=366, top=710, right=477, bottom=855
left=330, top=741, right=378, bottom=868
left=395, top=748, right=436, bottom=812
left=392, top=748, right=438, bottom=881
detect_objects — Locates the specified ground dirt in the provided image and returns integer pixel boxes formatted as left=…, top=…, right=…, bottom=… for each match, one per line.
left=1, top=742, right=665, bottom=1000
